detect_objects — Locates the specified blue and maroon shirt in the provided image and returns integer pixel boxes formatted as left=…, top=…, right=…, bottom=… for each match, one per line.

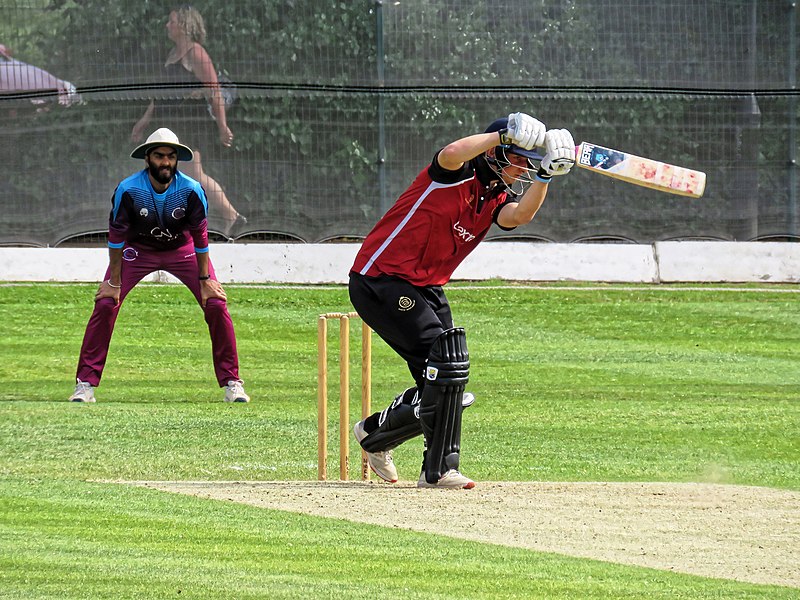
left=107, top=169, right=209, bottom=252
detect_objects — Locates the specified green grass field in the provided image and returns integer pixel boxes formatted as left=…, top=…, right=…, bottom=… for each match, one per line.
left=1, top=282, right=798, bottom=599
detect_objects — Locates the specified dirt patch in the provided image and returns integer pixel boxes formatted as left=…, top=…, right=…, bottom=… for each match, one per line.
left=129, top=480, right=799, bottom=588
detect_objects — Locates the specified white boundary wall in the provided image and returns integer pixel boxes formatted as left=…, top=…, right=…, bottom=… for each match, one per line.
left=1, top=242, right=799, bottom=283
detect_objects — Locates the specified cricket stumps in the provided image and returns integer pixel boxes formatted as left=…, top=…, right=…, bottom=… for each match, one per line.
left=317, top=312, right=372, bottom=481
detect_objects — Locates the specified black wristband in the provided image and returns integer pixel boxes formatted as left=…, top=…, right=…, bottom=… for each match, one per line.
left=498, top=128, right=511, bottom=145
left=198, top=275, right=211, bottom=281
left=536, top=167, right=552, bottom=183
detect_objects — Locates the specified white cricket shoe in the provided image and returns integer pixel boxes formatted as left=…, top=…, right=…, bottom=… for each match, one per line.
left=462, top=392, right=475, bottom=408
left=224, top=379, right=250, bottom=403
left=353, top=420, right=398, bottom=483
left=69, top=379, right=96, bottom=403
left=417, top=469, right=475, bottom=489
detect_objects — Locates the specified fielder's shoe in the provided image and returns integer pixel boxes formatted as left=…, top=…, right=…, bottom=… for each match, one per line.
left=69, top=379, right=96, bottom=403
left=353, top=420, right=398, bottom=483
left=224, top=379, right=250, bottom=403
left=417, top=469, right=475, bottom=489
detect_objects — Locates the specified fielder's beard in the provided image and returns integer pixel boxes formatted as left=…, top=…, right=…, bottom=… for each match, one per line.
left=147, top=161, right=176, bottom=185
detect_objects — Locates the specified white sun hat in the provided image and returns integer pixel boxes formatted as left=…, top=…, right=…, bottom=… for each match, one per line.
left=130, top=127, right=193, bottom=161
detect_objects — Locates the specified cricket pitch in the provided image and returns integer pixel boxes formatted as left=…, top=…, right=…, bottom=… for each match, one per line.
left=126, top=480, right=799, bottom=588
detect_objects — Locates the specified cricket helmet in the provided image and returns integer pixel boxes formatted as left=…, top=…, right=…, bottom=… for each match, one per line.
left=483, top=117, right=541, bottom=193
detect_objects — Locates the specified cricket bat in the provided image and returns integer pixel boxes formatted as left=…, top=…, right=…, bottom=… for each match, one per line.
left=573, top=142, right=706, bottom=198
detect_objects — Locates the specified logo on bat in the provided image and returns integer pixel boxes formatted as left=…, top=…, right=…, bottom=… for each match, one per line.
left=579, top=143, right=625, bottom=170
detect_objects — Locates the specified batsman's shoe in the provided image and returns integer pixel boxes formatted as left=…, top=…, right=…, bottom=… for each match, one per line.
left=224, top=379, right=250, bottom=403
left=417, top=469, right=475, bottom=490
left=69, top=379, right=96, bottom=403
left=353, top=420, right=398, bottom=483
left=462, top=392, right=475, bottom=408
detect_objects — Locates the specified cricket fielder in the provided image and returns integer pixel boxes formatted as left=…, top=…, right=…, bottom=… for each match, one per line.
left=69, top=128, right=249, bottom=404
left=350, top=114, right=575, bottom=488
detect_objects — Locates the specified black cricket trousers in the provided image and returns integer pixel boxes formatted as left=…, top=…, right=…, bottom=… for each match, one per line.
left=348, top=272, right=453, bottom=389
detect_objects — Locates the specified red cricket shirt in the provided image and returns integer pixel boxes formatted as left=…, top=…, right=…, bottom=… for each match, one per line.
left=352, top=153, right=515, bottom=286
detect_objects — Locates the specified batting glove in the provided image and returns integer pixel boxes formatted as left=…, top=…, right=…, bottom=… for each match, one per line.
left=539, top=128, right=576, bottom=177
left=501, top=112, right=546, bottom=150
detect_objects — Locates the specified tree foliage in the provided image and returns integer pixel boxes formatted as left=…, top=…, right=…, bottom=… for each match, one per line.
left=0, top=0, right=795, bottom=244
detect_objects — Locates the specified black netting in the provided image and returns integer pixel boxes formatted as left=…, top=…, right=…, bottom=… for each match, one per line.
left=0, top=0, right=797, bottom=246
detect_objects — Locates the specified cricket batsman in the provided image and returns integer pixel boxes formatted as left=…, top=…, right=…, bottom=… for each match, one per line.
left=350, top=113, right=575, bottom=488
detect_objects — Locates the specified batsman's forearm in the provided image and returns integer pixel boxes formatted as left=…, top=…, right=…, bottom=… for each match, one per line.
left=438, top=132, right=502, bottom=170
left=517, top=184, right=548, bottom=222
left=496, top=182, right=549, bottom=228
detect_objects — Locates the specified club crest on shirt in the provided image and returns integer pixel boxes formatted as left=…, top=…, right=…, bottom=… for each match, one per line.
left=122, top=247, right=139, bottom=261
left=139, top=208, right=149, bottom=217
left=398, top=296, right=415, bottom=311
